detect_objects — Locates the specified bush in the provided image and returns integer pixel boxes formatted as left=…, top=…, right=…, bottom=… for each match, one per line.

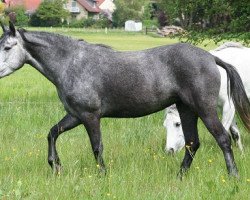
left=29, top=13, right=41, bottom=27
left=82, top=18, right=95, bottom=28
left=143, top=19, right=159, bottom=28
left=5, top=6, right=29, bottom=26
left=92, top=18, right=111, bottom=28
left=34, top=0, right=69, bottom=27
left=68, top=19, right=83, bottom=28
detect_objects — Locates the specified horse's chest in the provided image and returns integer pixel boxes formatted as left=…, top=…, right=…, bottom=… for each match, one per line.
left=57, top=86, right=101, bottom=116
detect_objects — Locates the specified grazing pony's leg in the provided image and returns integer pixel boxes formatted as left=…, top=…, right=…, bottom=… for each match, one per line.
left=176, top=103, right=199, bottom=178
left=199, top=110, right=238, bottom=177
left=81, top=112, right=106, bottom=174
left=48, top=114, right=80, bottom=174
left=221, top=100, right=243, bottom=152
left=230, top=118, right=243, bottom=152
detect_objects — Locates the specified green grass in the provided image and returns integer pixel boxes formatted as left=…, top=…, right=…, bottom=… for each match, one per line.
left=0, top=29, right=249, bottom=199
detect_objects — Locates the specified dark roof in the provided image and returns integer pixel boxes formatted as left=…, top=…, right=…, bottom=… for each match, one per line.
left=77, top=0, right=101, bottom=13
left=97, top=0, right=105, bottom=6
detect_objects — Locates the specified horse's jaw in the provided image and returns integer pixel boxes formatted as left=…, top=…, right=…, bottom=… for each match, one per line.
left=0, top=64, right=15, bottom=78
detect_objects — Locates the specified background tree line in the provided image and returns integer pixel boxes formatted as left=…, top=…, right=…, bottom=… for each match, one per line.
left=0, top=0, right=249, bottom=43
left=113, top=0, right=249, bottom=43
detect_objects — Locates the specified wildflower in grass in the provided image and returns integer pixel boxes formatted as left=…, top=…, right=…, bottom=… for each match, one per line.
left=88, top=175, right=92, bottom=178
left=221, top=176, right=226, bottom=183
left=247, top=179, right=250, bottom=182
left=5, top=157, right=10, bottom=161
left=195, top=166, right=200, bottom=170
left=208, top=159, right=213, bottom=163
left=96, top=164, right=100, bottom=169
left=107, top=193, right=111, bottom=196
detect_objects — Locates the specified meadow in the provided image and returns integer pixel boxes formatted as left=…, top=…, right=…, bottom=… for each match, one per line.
left=0, top=28, right=249, bottom=199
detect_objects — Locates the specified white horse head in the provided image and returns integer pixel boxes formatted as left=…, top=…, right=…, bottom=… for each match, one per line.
left=163, top=105, right=185, bottom=153
left=0, top=22, right=27, bottom=77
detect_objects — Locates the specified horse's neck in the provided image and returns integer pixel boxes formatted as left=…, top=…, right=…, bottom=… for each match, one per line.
left=24, top=32, right=75, bottom=85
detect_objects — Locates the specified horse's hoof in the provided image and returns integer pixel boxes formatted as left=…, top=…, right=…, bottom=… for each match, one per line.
left=229, top=170, right=240, bottom=180
left=98, top=167, right=107, bottom=176
left=177, top=168, right=188, bottom=180
left=52, top=164, right=63, bottom=176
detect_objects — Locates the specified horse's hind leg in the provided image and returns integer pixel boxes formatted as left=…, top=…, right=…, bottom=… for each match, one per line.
left=176, top=103, right=199, bottom=178
left=199, top=110, right=238, bottom=177
left=48, top=114, right=80, bottom=174
left=230, top=118, right=243, bottom=152
left=81, top=112, right=106, bottom=174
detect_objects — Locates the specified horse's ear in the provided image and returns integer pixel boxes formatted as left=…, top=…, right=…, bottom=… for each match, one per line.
left=9, top=21, right=16, bottom=36
left=0, top=21, right=6, bottom=33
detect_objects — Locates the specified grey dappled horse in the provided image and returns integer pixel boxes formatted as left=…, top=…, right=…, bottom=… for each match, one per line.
left=0, top=22, right=250, bottom=178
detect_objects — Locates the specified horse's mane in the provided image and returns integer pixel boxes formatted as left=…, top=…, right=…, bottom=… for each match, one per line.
left=214, top=42, right=244, bottom=51
left=18, top=28, right=113, bottom=50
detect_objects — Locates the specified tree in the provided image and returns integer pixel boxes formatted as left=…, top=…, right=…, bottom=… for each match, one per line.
left=158, top=0, right=250, bottom=44
left=112, top=0, right=150, bottom=27
left=14, top=7, right=29, bottom=26
left=32, top=0, right=69, bottom=27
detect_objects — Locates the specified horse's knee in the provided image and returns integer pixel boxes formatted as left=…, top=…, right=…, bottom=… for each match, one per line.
left=186, top=140, right=200, bottom=152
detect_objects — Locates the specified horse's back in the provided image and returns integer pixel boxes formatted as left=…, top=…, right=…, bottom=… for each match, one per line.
left=99, top=43, right=220, bottom=117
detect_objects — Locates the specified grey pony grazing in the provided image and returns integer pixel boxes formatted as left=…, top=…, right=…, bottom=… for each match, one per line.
left=0, top=22, right=250, bottom=178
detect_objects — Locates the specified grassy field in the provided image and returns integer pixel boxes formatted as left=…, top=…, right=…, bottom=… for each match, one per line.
left=0, top=28, right=249, bottom=199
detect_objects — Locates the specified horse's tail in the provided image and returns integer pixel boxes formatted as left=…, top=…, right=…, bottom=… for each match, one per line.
left=214, top=56, right=250, bottom=131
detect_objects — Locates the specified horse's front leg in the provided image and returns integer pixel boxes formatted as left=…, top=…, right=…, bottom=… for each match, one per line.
left=48, top=114, right=80, bottom=174
left=176, top=103, right=200, bottom=179
left=81, top=112, right=106, bottom=174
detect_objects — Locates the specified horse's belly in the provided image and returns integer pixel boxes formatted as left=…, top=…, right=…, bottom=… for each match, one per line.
left=101, top=93, right=177, bottom=118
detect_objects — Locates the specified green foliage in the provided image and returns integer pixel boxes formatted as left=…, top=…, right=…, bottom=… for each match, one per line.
left=143, top=19, right=159, bottom=28
left=34, top=0, right=69, bottom=27
left=67, top=19, right=83, bottom=28
left=158, top=0, right=250, bottom=44
left=91, top=18, right=111, bottom=28
left=14, top=7, right=29, bottom=26
left=4, top=6, right=29, bottom=26
left=142, top=2, right=153, bottom=20
left=82, top=18, right=95, bottom=28
left=112, top=0, right=150, bottom=27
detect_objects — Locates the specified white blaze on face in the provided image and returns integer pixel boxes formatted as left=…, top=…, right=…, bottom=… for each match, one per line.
left=164, top=106, right=185, bottom=153
left=0, top=35, right=26, bottom=77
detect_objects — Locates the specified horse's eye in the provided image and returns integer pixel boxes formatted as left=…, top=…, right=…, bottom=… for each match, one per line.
left=175, top=122, right=181, bottom=127
left=4, top=46, right=11, bottom=51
